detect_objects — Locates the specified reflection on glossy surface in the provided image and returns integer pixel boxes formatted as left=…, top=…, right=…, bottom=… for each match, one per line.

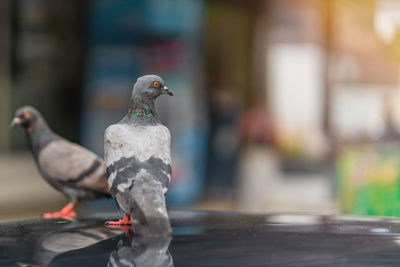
left=0, top=217, right=122, bottom=266
left=35, top=223, right=121, bottom=266
left=3, top=211, right=400, bottom=266
left=108, top=236, right=173, bottom=267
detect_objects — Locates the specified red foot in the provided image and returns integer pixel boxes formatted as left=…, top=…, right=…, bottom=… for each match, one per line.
left=106, top=214, right=131, bottom=226
left=105, top=214, right=132, bottom=237
left=43, top=203, right=77, bottom=220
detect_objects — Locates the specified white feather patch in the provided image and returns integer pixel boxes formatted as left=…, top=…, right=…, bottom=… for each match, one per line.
left=160, top=170, right=171, bottom=182
left=162, top=187, right=168, bottom=194
left=116, top=181, right=132, bottom=193
left=104, top=123, right=171, bottom=169
left=107, top=171, right=117, bottom=188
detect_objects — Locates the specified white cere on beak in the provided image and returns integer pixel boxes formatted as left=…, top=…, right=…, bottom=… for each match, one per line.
left=11, top=117, right=21, bottom=127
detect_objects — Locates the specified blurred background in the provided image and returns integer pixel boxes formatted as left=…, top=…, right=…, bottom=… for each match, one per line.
left=2, top=0, right=400, bottom=220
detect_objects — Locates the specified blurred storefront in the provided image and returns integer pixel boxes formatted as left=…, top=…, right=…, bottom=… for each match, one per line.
left=332, top=0, right=400, bottom=217
left=4, top=0, right=400, bottom=216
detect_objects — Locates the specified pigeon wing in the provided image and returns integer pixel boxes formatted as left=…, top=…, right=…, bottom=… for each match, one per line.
left=38, top=139, right=108, bottom=193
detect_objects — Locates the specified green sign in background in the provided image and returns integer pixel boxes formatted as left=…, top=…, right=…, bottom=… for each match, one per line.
left=338, top=146, right=400, bottom=217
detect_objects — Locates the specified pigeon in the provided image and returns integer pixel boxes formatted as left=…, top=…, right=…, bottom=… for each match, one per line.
left=104, top=74, right=173, bottom=236
left=11, top=106, right=110, bottom=220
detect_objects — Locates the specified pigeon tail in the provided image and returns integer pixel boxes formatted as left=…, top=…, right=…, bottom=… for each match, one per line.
left=129, top=174, right=172, bottom=237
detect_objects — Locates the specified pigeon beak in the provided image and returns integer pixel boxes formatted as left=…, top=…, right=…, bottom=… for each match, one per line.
left=10, top=117, right=21, bottom=128
left=162, top=86, right=173, bottom=96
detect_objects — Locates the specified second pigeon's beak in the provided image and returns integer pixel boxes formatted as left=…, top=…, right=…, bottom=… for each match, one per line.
left=162, top=86, right=173, bottom=96
left=10, top=117, right=21, bottom=128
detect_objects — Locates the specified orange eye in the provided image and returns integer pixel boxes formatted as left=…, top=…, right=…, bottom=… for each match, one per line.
left=153, top=81, right=159, bottom=87
left=24, top=112, right=31, bottom=119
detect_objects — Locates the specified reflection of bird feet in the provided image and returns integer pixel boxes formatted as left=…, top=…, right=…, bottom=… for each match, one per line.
left=105, top=214, right=132, bottom=238
left=43, top=203, right=77, bottom=220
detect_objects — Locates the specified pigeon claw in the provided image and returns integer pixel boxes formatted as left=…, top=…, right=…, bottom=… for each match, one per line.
left=105, top=214, right=132, bottom=238
left=42, top=203, right=77, bottom=221
left=105, top=213, right=132, bottom=226
left=43, top=211, right=76, bottom=221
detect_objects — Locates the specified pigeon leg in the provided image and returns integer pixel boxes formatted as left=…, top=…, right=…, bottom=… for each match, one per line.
left=43, top=202, right=77, bottom=220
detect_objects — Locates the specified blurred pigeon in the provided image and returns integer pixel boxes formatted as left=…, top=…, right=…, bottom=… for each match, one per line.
left=104, top=75, right=173, bottom=236
left=11, top=106, right=110, bottom=220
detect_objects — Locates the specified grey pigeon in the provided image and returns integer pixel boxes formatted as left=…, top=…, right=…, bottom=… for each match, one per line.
left=104, top=74, right=173, bottom=236
left=11, top=106, right=110, bottom=219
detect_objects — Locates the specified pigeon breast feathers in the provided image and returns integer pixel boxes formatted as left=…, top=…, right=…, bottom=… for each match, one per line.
left=104, top=124, right=171, bottom=164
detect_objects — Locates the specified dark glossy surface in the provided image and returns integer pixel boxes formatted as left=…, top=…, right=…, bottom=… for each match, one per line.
left=2, top=211, right=400, bottom=266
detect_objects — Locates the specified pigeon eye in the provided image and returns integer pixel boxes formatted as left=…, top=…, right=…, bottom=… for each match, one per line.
left=24, top=112, right=31, bottom=119
left=153, top=82, right=159, bottom=87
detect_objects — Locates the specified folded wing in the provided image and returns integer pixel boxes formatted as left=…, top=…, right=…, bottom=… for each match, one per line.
left=38, top=139, right=108, bottom=193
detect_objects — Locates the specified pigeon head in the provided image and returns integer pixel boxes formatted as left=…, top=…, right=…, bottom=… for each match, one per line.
left=132, top=75, right=173, bottom=100
left=11, top=106, right=42, bottom=129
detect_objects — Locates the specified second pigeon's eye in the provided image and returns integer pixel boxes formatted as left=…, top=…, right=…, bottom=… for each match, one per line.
left=153, top=82, right=159, bottom=87
left=24, top=112, right=31, bottom=119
